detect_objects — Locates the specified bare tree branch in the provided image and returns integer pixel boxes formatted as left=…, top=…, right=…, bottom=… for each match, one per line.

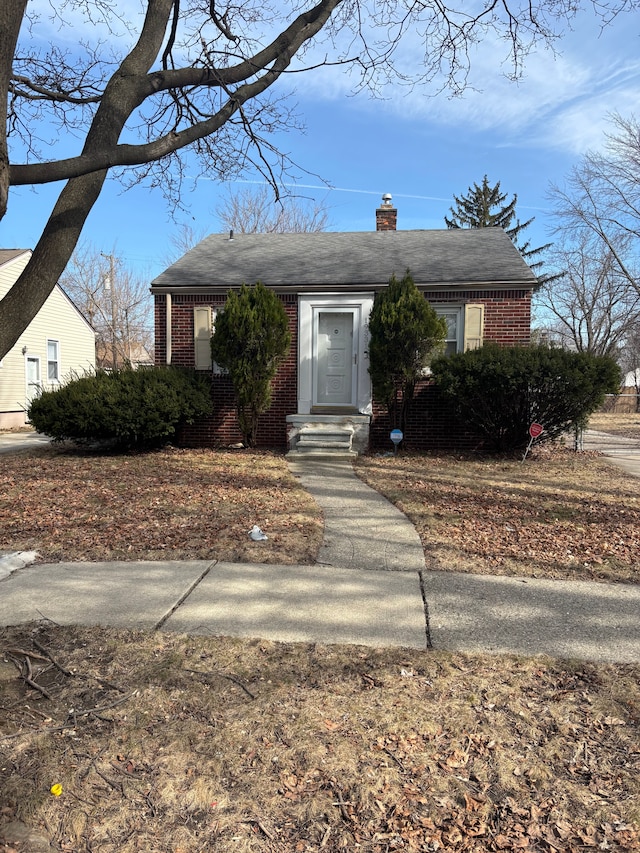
left=1, top=0, right=638, bottom=358
left=216, top=183, right=330, bottom=232
left=537, top=234, right=640, bottom=356
left=0, top=0, right=27, bottom=219
left=60, top=244, right=154, bottom=369
left=548, top=113, right=640, bottom=300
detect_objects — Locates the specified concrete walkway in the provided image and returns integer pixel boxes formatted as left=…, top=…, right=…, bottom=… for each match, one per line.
left=0, top=433, right=639, bottom=663
left=583, top=428, right=640, bottom=478
left=287, top=458, right=426, bottom=573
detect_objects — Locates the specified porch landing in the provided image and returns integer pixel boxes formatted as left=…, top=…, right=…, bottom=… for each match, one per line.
left=286, top=414, right=371, bottom=457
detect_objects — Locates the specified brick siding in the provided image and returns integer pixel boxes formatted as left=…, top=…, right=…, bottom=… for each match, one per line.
left=155, top=288, right=531, bottom=452
left=156, top=294, right=298, bottom=450
left=427, top=289, right=532, bottom=347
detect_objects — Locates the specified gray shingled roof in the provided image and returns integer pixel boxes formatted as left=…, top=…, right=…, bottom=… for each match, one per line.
left=0, top=249, right=30, bottom=267
left=151, top=228, right=538, bottom=291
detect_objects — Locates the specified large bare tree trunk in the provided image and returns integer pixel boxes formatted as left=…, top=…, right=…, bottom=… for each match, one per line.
left=0, top=172, right=107, bottom=356
left=0, top=0, right=27, bottom=221
left=0, top=0, right=174, bottom=359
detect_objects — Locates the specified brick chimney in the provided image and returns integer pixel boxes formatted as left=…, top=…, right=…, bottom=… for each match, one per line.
left=376, top=193, right=397, bottom=231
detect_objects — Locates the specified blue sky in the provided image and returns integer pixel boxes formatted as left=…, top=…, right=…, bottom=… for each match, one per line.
left=2, top=2, right=639, bottom=285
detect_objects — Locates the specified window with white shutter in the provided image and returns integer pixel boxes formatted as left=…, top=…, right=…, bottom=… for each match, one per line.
left=193, top=307, right=212, bottom=370
left=463, top=304, right=484, bottom=351
left=433, top=303, right=485, bottom=355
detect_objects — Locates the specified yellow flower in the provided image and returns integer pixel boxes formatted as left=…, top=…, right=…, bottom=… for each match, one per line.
left=50, top=783, right=63, bottom=797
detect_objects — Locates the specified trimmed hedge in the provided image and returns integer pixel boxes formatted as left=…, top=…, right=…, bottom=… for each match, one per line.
left=431, top=344, right=620, bottom=453
left=28, top=367, right=212, bottom=449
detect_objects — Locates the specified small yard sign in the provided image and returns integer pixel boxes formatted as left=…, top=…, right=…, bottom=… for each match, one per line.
left=390, top=429, right=403, bottom=455
left=522, top=422, right=544, bottom=462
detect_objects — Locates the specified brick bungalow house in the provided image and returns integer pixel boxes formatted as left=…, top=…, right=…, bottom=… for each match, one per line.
left=151, top=195, right=537, bottom=453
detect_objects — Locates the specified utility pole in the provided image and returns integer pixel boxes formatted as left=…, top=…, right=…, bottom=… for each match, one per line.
left=101, top=252, right=117, bottom=370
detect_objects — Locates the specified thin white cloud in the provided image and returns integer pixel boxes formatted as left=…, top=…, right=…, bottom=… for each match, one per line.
left=528, top=60, right=640, bottom=153
left=293, top=7, right=639, bottom=156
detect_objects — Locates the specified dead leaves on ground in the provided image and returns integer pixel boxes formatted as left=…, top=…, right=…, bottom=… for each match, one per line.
left=0, top=447, right=322, bottom=564
left=356, top=449, right=640, bottom=584
left=1, top=624, right=639, bottom=852
left=2, top=442, right=638, bottom=584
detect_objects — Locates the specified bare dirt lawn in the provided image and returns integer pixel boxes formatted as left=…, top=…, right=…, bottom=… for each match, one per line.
left=1, top=624, right=639, bottom=852
left=356, top=446, right=639, bottom=585
left=0, top=446, right=322, bottom=564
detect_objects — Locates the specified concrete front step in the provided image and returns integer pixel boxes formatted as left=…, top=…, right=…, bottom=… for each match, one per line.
left=294, top=430, right=353, bottom=457
left=297, top=441, right=352, bottom=449
left=288, top=426, right=355, bottom=457
left=287, top=449, right=358, bottom=458
left=286, top=414, right=371, bottom=456
left=298, top=432, right=352, bottom=446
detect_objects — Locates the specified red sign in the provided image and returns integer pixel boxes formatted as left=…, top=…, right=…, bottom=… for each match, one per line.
left=529, top=423, right=544, bottom=438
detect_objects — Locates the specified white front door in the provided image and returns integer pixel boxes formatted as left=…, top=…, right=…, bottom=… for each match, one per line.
left=297, top=294, right=373, bottom=416
left=314, top=310, right=357, bottom=407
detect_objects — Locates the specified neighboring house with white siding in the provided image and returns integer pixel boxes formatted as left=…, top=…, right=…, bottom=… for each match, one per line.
left=0, top=249, right=96, bottom=428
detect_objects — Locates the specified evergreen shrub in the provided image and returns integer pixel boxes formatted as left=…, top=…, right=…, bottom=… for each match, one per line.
left=368, top=270, right=446, bottom=434
left=28, top=366, right=212, bottom=449
left=430, top=344, right=620, bottom=453
left=211, top=282, right=291, bottom=447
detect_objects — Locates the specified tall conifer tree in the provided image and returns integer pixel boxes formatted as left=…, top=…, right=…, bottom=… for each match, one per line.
left=445, top=176, right=556, bottom=285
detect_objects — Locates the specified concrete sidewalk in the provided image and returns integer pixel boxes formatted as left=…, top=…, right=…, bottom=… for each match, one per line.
left=0, top=560, right=428, bottom=650
left=583, top=428, right=640, bottom=478
left=1, top=454, right=639, bottom=663
left=1, top=558, right=639, bottom=663
left=0, top=431, right=52, bottom=454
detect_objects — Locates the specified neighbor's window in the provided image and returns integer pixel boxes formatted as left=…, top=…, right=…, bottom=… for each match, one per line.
left=47, top=339, right=60, bottom=381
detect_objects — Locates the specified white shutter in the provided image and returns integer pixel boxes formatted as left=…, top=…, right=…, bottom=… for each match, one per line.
left=194, top=306, right=212, bottom=370
left=463, top=304, right=484, bottom=351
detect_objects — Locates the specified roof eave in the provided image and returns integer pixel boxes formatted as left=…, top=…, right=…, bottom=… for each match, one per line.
left=150, top=278, right=537, bottom=295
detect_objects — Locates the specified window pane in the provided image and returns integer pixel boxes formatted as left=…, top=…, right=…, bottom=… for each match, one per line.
left=443, top=313, right=457, bottom=339
left=47, top=341, right=59, bottom=380
left=436, top=311, right=460, bottom=354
